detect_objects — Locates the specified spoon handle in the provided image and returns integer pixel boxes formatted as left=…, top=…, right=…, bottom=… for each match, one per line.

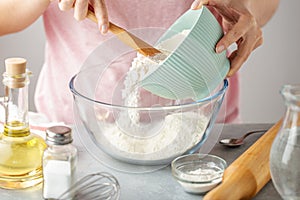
left=241, top=129, right=268, bottom=140
left=86, top=8, right=161, bottom=57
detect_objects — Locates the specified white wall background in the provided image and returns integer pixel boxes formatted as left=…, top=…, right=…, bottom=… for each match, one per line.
left=239, top=0, right=300, bottom=123
left=0, top=0, right=299, bottom=123
left=0, top=18, right=46, bottom=112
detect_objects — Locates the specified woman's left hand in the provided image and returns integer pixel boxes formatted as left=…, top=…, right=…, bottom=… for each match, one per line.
left=58, top=0, right=109, bottom=34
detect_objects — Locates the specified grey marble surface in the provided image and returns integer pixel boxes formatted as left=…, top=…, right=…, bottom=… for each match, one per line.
left=0, top=123, right=281, bottom=200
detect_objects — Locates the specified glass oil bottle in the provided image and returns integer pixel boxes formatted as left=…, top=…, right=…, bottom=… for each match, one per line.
left=0, top=58, right=47, bottom=189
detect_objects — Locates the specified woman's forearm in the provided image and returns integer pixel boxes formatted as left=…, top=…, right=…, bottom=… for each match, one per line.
left=0, top=0, right=50, bottom=36
left=249, top=0, right=280, bottom=27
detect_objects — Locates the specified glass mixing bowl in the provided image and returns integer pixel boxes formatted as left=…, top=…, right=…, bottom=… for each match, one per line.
left=69, top=27, right=228, bottom=173
left=70, top=66, right=227, bottom=172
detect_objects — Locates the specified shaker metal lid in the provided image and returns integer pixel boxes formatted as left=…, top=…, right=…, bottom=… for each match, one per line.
left=46, top=125, right=73, bottom=145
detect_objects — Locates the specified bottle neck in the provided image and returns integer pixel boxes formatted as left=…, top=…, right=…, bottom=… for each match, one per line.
left=3, top=72, right=30, bottom=137
left=281, top=84, right=300, bottom=129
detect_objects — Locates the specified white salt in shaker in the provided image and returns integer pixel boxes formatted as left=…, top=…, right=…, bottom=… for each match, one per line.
left=42, top=126, right=78, bottom=200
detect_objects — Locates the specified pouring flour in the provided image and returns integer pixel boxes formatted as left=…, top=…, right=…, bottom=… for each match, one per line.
left=93, top=30, right=210, bottom=161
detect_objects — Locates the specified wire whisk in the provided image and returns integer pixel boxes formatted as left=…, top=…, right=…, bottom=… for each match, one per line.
left=57, top=172, right=120, bottom=200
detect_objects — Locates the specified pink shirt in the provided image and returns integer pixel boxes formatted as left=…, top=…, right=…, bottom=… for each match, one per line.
left=35, top=1, right=239, bottom=124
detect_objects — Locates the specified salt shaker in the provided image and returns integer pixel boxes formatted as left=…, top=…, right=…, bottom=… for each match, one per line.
left=270, top=84, right=300, bottom=199
left=42, top=126, right=78, bottom=200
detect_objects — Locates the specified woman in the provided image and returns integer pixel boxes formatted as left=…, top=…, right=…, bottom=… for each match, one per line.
left=0, top=0, right=279, bottom=124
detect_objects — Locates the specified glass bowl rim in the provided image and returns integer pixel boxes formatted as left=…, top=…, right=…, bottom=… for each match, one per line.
left=69, top=74, right=228, bottom=111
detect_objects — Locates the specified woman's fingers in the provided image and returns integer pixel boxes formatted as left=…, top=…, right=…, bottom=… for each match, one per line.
left=92, top=0, right=109, bottom=34
left=73, top=0, right=89, bottom=20
left=227, top=43, right=252, bottom=77
left=58, top=0, right=75, bottom=11
left=227, top=27, right=263, bottom=77
left=58, top=0, right=88, bottom=20
left=58, top=0, right=109, bottom=34
left=216, top=12, right=255, bottom=53
left=212, top=8, right=263, bottom=77
left=189, top=0, right=266, bottom=76
left=253, top=36, right=263, bottom=50
left=191, top=0, right=209, bottom=10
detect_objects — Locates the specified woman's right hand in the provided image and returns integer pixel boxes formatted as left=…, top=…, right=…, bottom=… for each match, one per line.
left=191, top=0, right=264, bottom=77
left=58, top=0, right=109, bottom=34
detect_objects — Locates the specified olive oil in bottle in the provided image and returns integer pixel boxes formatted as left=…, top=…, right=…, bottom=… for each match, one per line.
left=0, top=58, right=47, bottom=189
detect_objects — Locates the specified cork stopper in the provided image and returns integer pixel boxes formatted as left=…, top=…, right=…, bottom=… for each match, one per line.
left=4, top=57, right=28, bottom=88
left=5, top=57, right=27, bottom=76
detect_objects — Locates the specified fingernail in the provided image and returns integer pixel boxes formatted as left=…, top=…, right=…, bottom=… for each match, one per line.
left=216, top=45, right=225, bottom=53
left=58, top=1, right=72, bottom=11
left=100, top=24, right=108, bottom=34
left=191, top=0, right=200, bottom=9
left=58, top=3, right=66, bottom=11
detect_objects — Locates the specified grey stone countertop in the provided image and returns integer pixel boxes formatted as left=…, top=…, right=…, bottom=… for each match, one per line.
left=0, top=123, right=281, bottom=200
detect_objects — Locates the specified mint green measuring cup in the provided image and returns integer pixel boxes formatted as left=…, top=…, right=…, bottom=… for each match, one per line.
left=140, top=6, right=230, bottom=100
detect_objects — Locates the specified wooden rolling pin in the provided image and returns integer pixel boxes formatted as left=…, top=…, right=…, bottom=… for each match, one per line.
left=204, top=120, right=282, bottom=200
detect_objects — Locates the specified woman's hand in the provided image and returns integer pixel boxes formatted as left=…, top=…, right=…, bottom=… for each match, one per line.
left=191, top=0, right=263, bottom=77
left=58, top=0, right=109, bottom=34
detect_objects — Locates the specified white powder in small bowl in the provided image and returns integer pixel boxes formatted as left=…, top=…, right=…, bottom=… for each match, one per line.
left=176, top=167, right=223, bottom=194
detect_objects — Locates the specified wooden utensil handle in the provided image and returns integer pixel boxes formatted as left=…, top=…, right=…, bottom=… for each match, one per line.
left=86, top=9, right=161, bottom=56
left=204, top=120, right=282, bottom=200
left=86, top=5, right=125, bottom=33
left=85, top=11, right=128, bottom=35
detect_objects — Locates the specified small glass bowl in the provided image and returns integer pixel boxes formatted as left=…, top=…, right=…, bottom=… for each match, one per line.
left=171, top=154, right=227, bottom=194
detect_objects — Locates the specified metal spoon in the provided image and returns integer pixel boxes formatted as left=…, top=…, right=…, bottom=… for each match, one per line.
left=219, top=129, right=268, bottom=147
